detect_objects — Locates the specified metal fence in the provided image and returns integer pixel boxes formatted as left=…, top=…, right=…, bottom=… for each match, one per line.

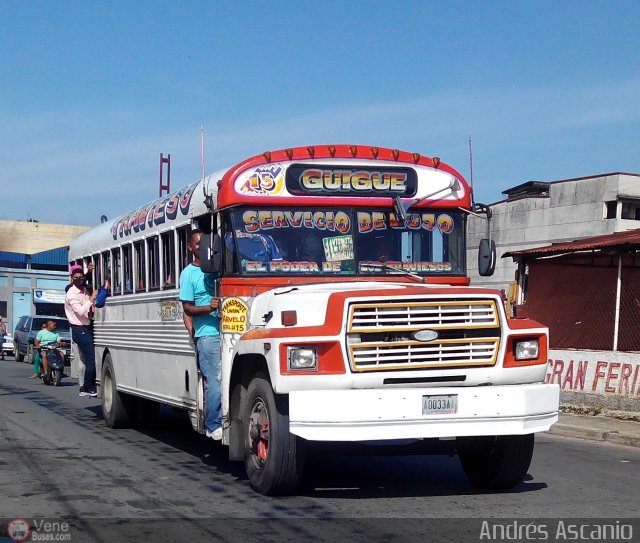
left=516, top=253, right=640, bottom=352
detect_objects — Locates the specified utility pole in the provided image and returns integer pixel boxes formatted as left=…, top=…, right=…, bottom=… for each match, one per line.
left=159, top=153, right=171, bottom=197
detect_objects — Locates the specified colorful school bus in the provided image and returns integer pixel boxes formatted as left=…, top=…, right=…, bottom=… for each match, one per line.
left=69, top=144, right=559, bottom=494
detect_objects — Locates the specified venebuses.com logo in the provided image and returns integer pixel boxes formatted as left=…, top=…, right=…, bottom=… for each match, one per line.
left=5, top=519, right=71, bottom=541
left=6, top=519, right=30, bottom=542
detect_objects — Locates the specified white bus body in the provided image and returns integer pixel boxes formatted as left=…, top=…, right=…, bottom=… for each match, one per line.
left=69, top=145, right=559, bottom=495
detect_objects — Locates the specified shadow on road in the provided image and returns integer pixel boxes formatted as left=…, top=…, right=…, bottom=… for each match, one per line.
left=129, top=406, right=549, bottom=498
left=1, top=367, right=550, bottom=499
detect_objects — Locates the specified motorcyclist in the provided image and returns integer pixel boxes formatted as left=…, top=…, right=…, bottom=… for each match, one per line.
left=33, top=320, right=60, bottom=377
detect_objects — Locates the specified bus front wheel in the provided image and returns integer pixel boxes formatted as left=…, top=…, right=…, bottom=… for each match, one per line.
left=241, top=374, right=305, bottom=495
left=458, top=433, right=535, bottom=489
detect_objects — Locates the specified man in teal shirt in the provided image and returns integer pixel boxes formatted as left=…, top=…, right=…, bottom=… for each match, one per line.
left=34, top=320, right=60, bottom=377
left=179, top=229, right=222, bottom=440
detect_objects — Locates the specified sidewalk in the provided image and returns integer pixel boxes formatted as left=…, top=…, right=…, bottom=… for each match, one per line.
left=548, top=413, right=640, bottom=448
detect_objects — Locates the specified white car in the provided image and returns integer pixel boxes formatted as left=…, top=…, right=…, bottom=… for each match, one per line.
left=2, top=333, right=14, bottom=356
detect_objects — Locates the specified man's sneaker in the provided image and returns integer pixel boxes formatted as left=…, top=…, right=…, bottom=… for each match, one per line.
left=206, top=427, right=223, bottom=440
left=79, top=388, right=98, bottom=397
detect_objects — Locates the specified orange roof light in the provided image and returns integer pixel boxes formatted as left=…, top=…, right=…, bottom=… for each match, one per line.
left=281, top=311, right=298, bottom=327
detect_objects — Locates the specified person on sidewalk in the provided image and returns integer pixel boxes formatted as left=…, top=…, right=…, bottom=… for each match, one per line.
left=179, top=229, right=222, bottom=440
left=0, top=317, right=6, bottom=361
left=64, top=266, right=98, bottom=397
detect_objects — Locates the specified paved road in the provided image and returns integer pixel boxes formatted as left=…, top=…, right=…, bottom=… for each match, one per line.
left=1, top=356, right=639, bottom=541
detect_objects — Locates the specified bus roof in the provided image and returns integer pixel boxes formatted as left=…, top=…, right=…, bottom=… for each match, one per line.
left=70, top=144, right=471, bottom=257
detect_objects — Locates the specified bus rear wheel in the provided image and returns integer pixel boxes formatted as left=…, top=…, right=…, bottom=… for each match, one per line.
left=101, top=353, right=135, bottom=429
left=458, top=434, right=535, bottom=489
left=241, top=374, right=305, bottom=495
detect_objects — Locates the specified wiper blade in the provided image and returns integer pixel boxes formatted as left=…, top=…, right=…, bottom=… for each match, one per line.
left=360, top=262, right=426, bottom=284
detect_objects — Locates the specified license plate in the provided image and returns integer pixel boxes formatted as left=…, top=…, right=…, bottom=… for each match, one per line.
left=422, top=394, right=458, bottom=415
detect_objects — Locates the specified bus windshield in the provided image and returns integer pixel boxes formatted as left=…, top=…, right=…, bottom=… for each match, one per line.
left=225, top=207, right=465, bottom=277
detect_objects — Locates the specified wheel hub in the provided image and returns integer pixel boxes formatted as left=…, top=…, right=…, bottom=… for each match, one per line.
left=248, top=398, right=270, bottom=466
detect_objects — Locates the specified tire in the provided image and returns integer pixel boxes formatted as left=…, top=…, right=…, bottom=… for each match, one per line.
left=241, top=373, right=305, bottom=495
left=26, top=344, right=34, bottom=365
left=458, top=434, right=535, bottom=489
left=15, top=343, right=24, bottom=362
left=101, top=353, right=135, bottom=429
left=52, top=369, right=62, bottom=387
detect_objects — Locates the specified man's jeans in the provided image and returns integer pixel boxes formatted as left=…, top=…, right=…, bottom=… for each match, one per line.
left=71, top=342, right=86, bottom=385
left=196, top=335, right=222, bottom=432
left=71, top=325, right=96, bottom=391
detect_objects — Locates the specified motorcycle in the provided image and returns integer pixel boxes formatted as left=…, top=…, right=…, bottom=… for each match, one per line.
left=39, top=343, right=67, bottom=386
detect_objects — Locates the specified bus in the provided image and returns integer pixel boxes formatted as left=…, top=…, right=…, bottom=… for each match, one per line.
left=69, top=144, right=559, bottom=495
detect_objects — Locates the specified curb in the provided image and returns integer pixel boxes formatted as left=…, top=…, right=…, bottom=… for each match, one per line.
left=548, top=424, right=640, bottom=448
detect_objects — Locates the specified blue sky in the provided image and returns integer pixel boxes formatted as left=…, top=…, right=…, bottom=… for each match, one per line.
left=1, top=1, right=639, bottom=226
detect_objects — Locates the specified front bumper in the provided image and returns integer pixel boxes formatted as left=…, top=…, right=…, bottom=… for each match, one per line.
left=288, top=383, right=559, bottom=441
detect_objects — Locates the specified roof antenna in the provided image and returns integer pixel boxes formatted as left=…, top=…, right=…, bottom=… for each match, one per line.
left=200, top=126, right=206, bottom=180
left=201, top=126, right=214, bottom=211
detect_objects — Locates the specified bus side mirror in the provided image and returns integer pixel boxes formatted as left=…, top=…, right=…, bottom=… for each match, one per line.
left=199, top=234, right=222, bottom=274
left=478, top=238, right=496, bottom=276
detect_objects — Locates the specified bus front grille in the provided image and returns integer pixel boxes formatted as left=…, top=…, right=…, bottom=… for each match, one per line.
left=346, top=299, right=501, bottom=372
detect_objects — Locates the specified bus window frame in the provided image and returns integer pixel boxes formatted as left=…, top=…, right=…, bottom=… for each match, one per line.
left=134, top=240, right=146, bottom=293
left=161, top=229, right=177, bottom=290
left=147, top=235, right=161, bottom=292
left=123, top=243, right=133, bottom=294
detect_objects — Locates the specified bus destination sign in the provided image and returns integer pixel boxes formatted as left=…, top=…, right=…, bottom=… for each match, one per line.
left=286, top=165, right=417, bottom=197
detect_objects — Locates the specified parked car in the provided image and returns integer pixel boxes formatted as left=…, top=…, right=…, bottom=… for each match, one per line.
left=13, top=315, right=72, bottom=365
left=2, top=333, right=14, bottom=356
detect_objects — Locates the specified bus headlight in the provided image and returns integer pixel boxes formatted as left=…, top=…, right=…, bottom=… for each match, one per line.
left=515, top=339, right=539, bottom=360
left=288, top=347, right=318, bottom=370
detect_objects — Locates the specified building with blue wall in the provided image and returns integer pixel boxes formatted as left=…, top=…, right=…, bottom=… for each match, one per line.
left=0, top=247, right=70, bottom=333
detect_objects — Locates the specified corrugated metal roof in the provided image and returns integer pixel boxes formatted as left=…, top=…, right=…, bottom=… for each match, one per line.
left=0, top=251, right=28, bottom=263
left=503, top=228, right=640, bottom=259
left=29, top=247, right=69, bottom=265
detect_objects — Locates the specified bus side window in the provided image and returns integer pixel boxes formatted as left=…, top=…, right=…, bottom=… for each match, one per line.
left=123, top=244, right=133, bottom=293
left=135, top=241, right=146, bottom=292
left=111, top=248, right=122, bottom=296
left=177, top=226, right=191, bottom=271
left=162, top=231, right=176, bottom=288
left=148, top=236, right=160, bottom=291
left=92, top=253, right=101, bottom=288
left=102, top=252, right=112, bottom=296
